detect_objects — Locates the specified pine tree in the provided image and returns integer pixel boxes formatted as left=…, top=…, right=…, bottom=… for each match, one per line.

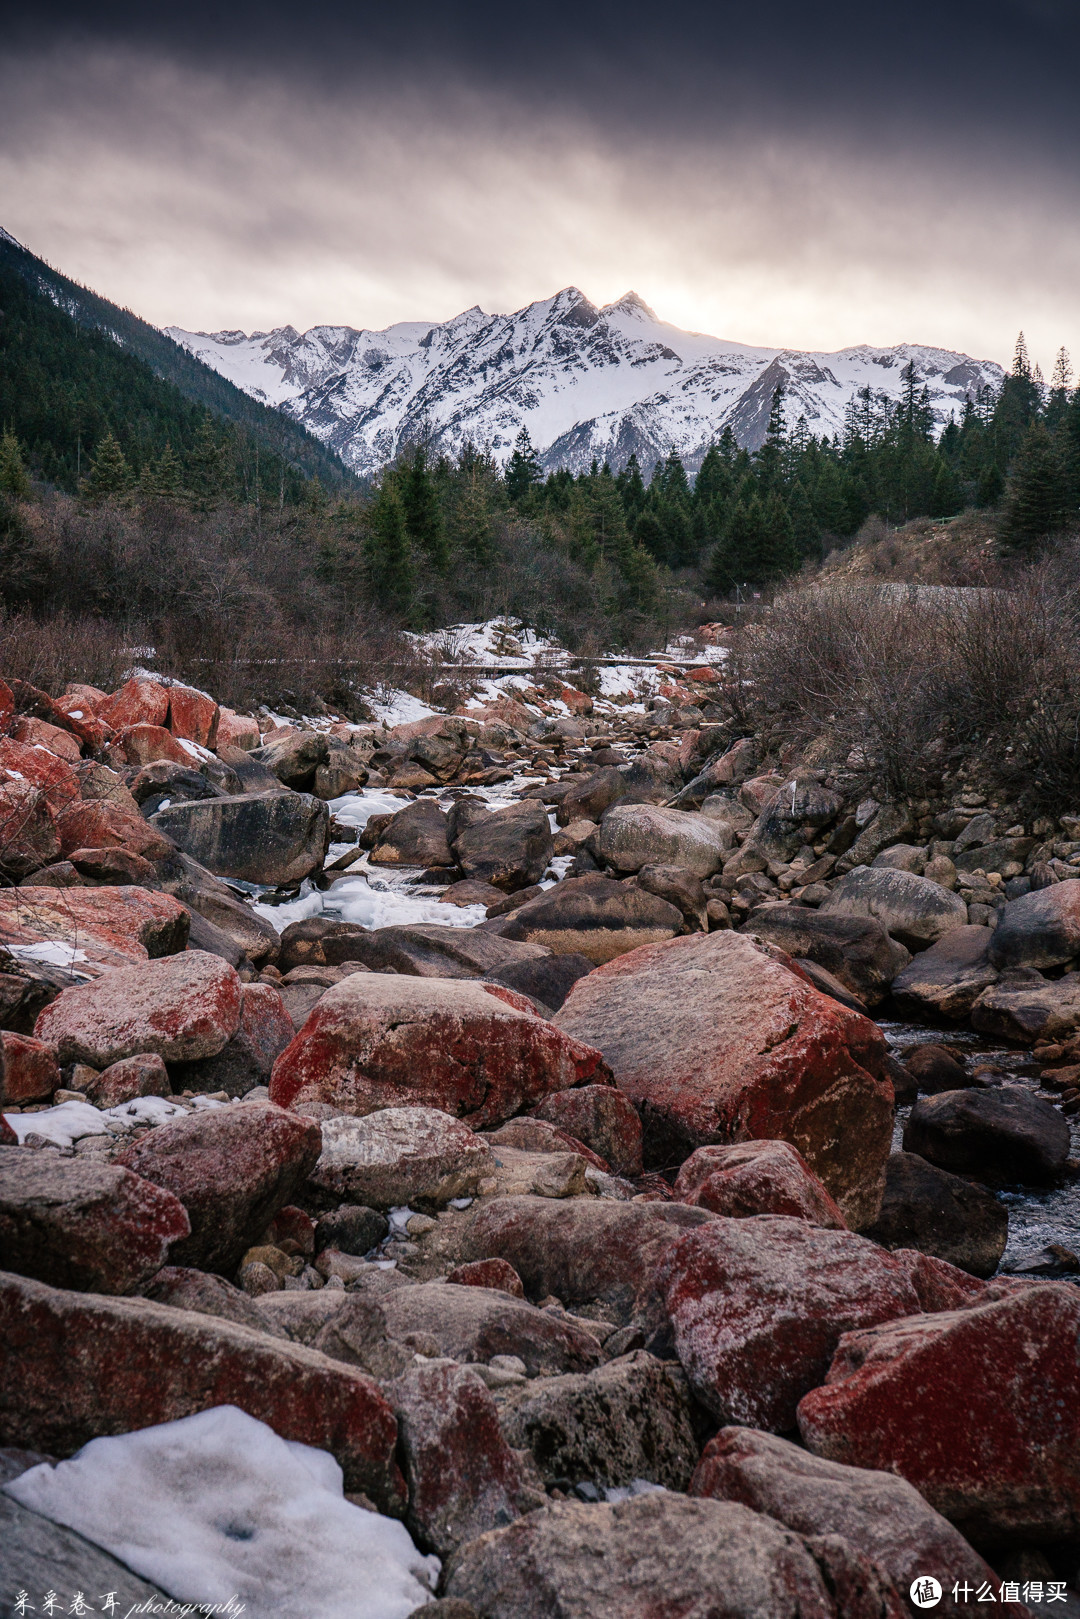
left=811, top=458, right=849, bottom=535
left=140, top=440, right=185, bottom=501
left=187, top=412, right=233, bottom=509
left=365, top=483, right=414, bottom=614
left=0, top=433, right=31, bottom=499
left=755, top=382, right=787, bottom=491
left=976, top=461, right=1005, bottom=508
left=694, top=443, right=731, bottom=507
left=724, top=494, right=767, bottom=583
left=758, top=489, right=798, bottom=578
left=929, top=458, right=963, bottom=519
left=505, top=428, right=542, bottom=503
left=1002, top=424, right=1074, bottom=550
left=82, top=432, right=133, bottom=500
left=634, top=509, right=665, bottom=563
left=401, top=446, right=449, bottom=570
left=787, top=480, right=820, bottom=558
left=616, top=452, right=646, bottom=520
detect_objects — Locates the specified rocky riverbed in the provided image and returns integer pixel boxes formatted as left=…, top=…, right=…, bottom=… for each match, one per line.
left=2, top=652, right=1080, bottom=1618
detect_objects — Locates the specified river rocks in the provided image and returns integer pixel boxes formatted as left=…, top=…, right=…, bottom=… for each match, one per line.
left=0, top=1270, right=404, bottom=1507
left=555, top=766, right=626, bottom=826
left=445, top=1491, right=886, bottom=1619
left=268, top=975, right=610, bottom=1128
left=555, top=931, right=892, bottom=1227
left=820, top=866, right=967, bottom=949
left=902, top=1042, right=968, bottom=1093
left=306, top=1107, right=495, bottom=1209
left=163, top=852, right=280, bottom=966
left=673, top=1141, right=847, bottom=1228
left=988, top=878, right=1080, bottom=969
left=387, top=1358, right=536, bottom=1556
left=165, top=682, right=219, bottom=747
left=150, top=791, right=330, bottom=885
left=498, top=875, right=683, bottom=965
left=448, top=1258, right=526, bottom=1297
left=971, top=966, right=1080, bottom=1044
left=97, top=676, right=170, bottom=732
left=0, top=881, right=189, bottom=975
left=495, top=1350, right=700, bottom=1490
left=632, top=864, right=708, bottom=931
left=369, top=799, right=455, bottom=867
left=0, top=1153, right=191, bottom=1294
left=250, top=730, right=329, bottom=790
left=745, top=907, right=910, bottom=1008
left=114, top=1100, right=322, bottom=1274
left=861, top=1153, right=1009, bottom=1278
left=597, top=803, right=730, bottom=878
left=54, top=799, right=175, bottom=862
left=953, top=836, right=1035, bottom=877
left=0, top=739, right=80, bottom=813
left=482, top=951, right=595, bottom=1013
left=314, top=1203, right=389, bottom=1256
left=338, top=923, right=550, bottom=980
left=84, top=1052, right=171, bottom=1107
left=531, top=1083, right=643, bottom=1176
left=114, top=721, right=193, bottom=768
left=277, top=915, right=368, bottom=971
left=797, top=1284, right=1080, bottom=1547
left=451, top=801, right=554, bottom=892
left=903, top=1085, right=1070, bottom=1186
left=890, top=925, right=999, bottom=1020
left=35, top=951, right=243, bottom=1066
left=464, top=1196, right=716, bottom=1317
left=0, top=1030, right=59, bottom=1105
left=143, top=1264, right=288, bottom=1335
left=745, top=777, right=844, bottom=865
left=833, top=802, right=916, bottom=874
left=379, top=1281, right=603, bottom=1375
left=658, top=1216, right=922, bottom=1429
left=691, top=1428, right=1019, bottom=1618
left=0, top=781, right=62, bottom=879
left=171, top=981, right=295, bottom=1096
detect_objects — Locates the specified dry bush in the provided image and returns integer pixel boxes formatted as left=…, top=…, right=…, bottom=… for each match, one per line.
left=0, top=610, right=132, bottom=695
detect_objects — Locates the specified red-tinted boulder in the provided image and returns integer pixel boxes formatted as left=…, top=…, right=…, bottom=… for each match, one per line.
left=658, top=1215, right=923, bottom=1430
left=0, top=1153, right=190, bottom=1294
left=216, top=708, right=260, bottom=751
left=263, top=1203, right=316, bottom=1257
left=98, top=677, right=171, bottom=732
left=530, top=1084, right=643, bottom=1177
left=386, top=1358, right=535, bottom=1555
left=36, top=950, right=242, bottom=1067
left=0, top=886, right=189, bottom=974
left=464, top=1196, right=717, bottom=1313
left=0, top=780, right=61, bottom=878
left=447, top=1258, right=526, bottom=1298
left=691, top=1428, right=1027, bottom=1619
left=798, top=1284, right=1080, bottom=1546
left=555, top=931, right=893, bottom=1228
left=114, top=723, right=193, bottom=768
left=673, top=1140, right=847, bottom=1228
left=10, top=715, right=83, bottom=763
left=114, top=1099, right=322, bottom=1275
left=54, top=799, right=176, bottom=862
left=484, top=1115, right=609, bottom=1170
left=84, top=1053, right=171, bottom=1108
left=172, top=981, right=296, bottom=1097
left=269, top=974, right=611, bottom=1128
left=69, top=846, right=158, bottom=885
left=53, top=694, right=114, bottom=753
left=0, top=737, right=79, bottom=810
left=166, top=684, right=219, bottom=748
left=0, top=1270, right=404, bottom=1507
left=0, top=1030, right=60, bottom=1105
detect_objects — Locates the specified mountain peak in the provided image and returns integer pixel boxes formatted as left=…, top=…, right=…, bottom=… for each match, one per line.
left=603, top=291, right=658, bottom=321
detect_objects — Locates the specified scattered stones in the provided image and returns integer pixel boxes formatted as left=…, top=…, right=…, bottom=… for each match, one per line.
left=268, top=974, right=611, bottom=1128
left=36, top=951, right=243, bottom=1067
left=901, top=1042, right=968, bottom=1094
left=379, top=1281, right=603, bottom=1375
left=861, top=1152, right=1009, bottom=1278
left=142, top=1265, right=288, bottom=1335
left=971, top=966, right=1080, bottom=1044
left=673, top=1140, right=847, bottom=1228
left=903, top=1084, right=1070, bottom=1186
left=306, top=1107, right=495, bottom=1209
left=151, top=791, right=330, bottom=885
left=820, top=866, right=968, bottom=949
left=114, top=1100, right=322, bottom=1274
left=797, top=1283, right=1080, bottom=1547
left=555, top=931, right=893, bottom=1227
left=0, top=1153, right=191, bottom=1294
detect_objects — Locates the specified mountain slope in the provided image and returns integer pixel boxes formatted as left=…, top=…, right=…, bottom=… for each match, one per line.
left=0, top=229, right=352, bottom=491
left=168, top=287, right=1005, bottom=478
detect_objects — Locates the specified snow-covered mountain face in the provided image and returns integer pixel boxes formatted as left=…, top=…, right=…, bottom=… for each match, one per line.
left=166, top=289, right=1004, bottom=478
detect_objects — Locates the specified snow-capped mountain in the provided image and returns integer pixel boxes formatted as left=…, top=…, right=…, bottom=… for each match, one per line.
left=167, top=289, right=1004, bottom=478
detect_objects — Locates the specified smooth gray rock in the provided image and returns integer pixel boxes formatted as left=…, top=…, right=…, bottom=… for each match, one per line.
left=330, top=923, right=549, bottom=980
left=597, top=804, right=730, bottom=878
left=820, top=865, right=967, bottom=949
left=903, top=1085, right=1070, bottom=1186
left=860, top=1152, right=1009, bottom=1277
left=990, top=879, right=1080, bottom=970
left=499, top=874, right=683, bottom=964
left=151, top=791, right=330, bottom=885
left=890, top=925, right=999, bottom=1020
left=451, top=801, right=554, bottom=893
left=747, top=905, right=910, bottom=1008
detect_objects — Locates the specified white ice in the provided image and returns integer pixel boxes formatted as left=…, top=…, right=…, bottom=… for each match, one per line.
left=5, top=1405, right=440, bottom=1619
left=2, top=1094, right=203, bottom=1146
left=6, top=941, right=91, bottom=970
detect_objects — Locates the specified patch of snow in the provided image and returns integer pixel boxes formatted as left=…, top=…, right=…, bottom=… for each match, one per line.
left=321, top=872, right=488, bottom=932
left=6, top=941, right=92, bottom=972
left=3, top=1100, right=110, bottom=1147
left=328, top=788, right=418, bottom=830
left=368, top=689, right=438, bottom=727
left=176, top=736, right=215, bottom=762
left=252, top=880, right=325, bottom=932
left=603, top=1480, right=668, bottom=1503
left=5, top=1405, right=440, bottom=1619
left=105, top=1095, right=198, bottom=1128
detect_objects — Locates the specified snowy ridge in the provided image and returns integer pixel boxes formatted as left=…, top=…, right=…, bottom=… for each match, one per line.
left=168, top=289, right=1005, bottom=478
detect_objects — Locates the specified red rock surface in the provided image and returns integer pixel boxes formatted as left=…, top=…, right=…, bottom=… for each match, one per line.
left=10, top=715, right=83, bottom=763
left=269, top=974, right=612, bottom=1127
left=53, top=695, right=113, bottom=752
left=673, top=1140, right=848, bottom=1228
left=0, top=677, right=13, bottom=732
left=555, top=931, right=893, bottom=1228
left=85, top=1053, right=172, bottom=1108
left=98, top=677, right=170, bottom=732
left=68, top=845, right=159, bottom=885
left=797, top=1283, right=1080, bottom=1546
left=447, top=1258, right=527, bottom=1298
left=690, top=1427, right=1028, bottom=1619
left=166, top=684, right=219, bottom=747
left=114, top=1099, right=322, bottom=1275
left=114, top=722, right=193, bottom=767
left=0, top=736, right=80, bottom=810
left=0, top=780, right=62, bottom=876
left=54, top=798, right=176, bottom=861
left=531, top=1084, right=643, bottom=1177
left=0, top=886, right=190, bottom=973
left=216, top=708, right=260, bottom=750
left=0, top=1031, right=60, bottom=1106
left=35, top=950, right=242, bottom=1066
left=0, top=1153, right=191, bottom=1294
left=387, top=1358, right=533, bottom=1555
left=0, top=1269, right=404, bottom=1507
left=484, top=1115, right=609, bottom=1170
left=658, top=1215, right=923, bottom=1430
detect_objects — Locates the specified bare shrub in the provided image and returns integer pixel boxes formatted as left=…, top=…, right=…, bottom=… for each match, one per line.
left=0, top=610, right=131, bottom=695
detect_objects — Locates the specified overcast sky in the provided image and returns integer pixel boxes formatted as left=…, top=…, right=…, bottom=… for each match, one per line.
left=2, top=1, right=1078, bottom=369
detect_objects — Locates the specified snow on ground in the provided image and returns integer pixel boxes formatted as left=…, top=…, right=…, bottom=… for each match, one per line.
left=367, top=689, right=438, bottom=727
left=2, top=1094, right=225, bottom=1146
left=5, top=1406, right=440, bottom=1619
